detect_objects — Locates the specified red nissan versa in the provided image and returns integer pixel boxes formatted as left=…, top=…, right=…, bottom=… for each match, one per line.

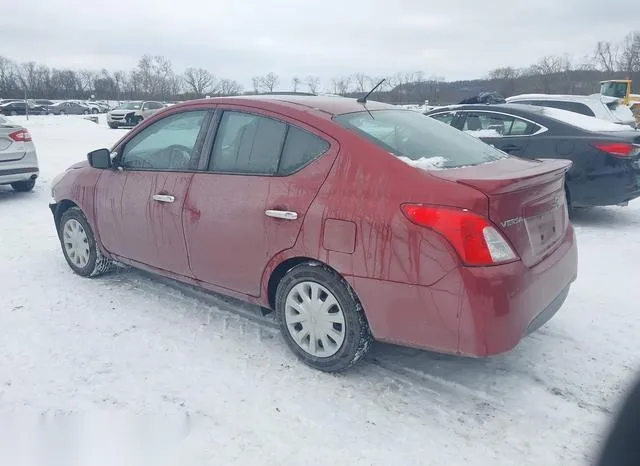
left=49, top=95, right=578, bottom=372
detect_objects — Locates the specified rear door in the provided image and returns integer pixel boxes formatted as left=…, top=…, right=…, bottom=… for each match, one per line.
left=184, top=106, right=338, bottom=296
left=95, top=109, right=211, bottom=276
left=458, top=111, right=542, bottom=155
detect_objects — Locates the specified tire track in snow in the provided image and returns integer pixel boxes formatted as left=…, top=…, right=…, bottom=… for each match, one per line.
left=99, top=265, right=611, bottom=420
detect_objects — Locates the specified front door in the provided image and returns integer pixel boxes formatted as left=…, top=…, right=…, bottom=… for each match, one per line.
left=96, top=109, right=211, bottom=276
left=184, top=107, right=338, bottom=296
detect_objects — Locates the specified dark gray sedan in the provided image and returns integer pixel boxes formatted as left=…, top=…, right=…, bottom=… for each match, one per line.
left=44, top=101, right=91, bottom=115
left=425, top=104, right=640, bottom=208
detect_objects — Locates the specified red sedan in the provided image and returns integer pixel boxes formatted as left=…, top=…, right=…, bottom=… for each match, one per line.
left=49, top=95, right=578, bottom=372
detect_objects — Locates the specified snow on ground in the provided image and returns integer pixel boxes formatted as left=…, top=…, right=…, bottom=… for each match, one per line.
left=1, top=115, right=640, bottom=465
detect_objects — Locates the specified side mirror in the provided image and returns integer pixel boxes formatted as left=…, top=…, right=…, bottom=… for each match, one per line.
left=87, top=148, right=111, bottom=169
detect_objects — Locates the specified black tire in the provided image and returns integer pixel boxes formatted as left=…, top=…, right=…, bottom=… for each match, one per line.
left=134, top=116, right=143, bottom=125
left=92, top=108, right=99, bottom=114
left=275, top=262, right=373, bottom=372
left=108, top=122, right=118, bottom=129
left=83, top=110, right=89, bottom=115
left=58, top=207, right=112, bottom=278
left=11, top=179, right=35, bottom=192
left=10, top=110, right=17, bottom=116
left=59, top=110, right=66, bottom=116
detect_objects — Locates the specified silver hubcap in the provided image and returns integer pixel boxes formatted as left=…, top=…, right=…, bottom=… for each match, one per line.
left=63, top=219, right=90, bottom=268
left=284, top=281, right=346, bottom=358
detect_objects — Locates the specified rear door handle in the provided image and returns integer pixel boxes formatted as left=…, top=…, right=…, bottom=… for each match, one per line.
left=152, top=194, right=175, bottom=203
left=265, top=210, right=298, bottom=220
left=501, top=144, right=521, bottom=152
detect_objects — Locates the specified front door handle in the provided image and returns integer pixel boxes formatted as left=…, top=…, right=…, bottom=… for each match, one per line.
left=265, top=209, right=298, bottom=220
left=501, top=144, right=520, bottom=153
left=152, top=194, right=175, bottom=203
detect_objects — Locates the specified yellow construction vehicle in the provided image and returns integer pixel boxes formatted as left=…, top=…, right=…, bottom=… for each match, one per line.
left=600, top=79, right=640, bottom=124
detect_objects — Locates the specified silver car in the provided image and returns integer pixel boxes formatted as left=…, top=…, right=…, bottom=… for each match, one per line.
left=107, top=101, right=165, bottom=128
left=0, top=116, right=39, bottom=192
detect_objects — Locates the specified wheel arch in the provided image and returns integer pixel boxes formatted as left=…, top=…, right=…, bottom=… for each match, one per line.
left=265, top=256, right=367, bottom=323
left=53, top=199, right=79, bottom=232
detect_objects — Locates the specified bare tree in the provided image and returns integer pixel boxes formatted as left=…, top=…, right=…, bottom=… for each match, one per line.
left=617, top=31, right=640, bottom=74
left=292, top=76, right=301, bottom=92
left=217, top=79, right=243, bottom=96
left=332, top=76, right=351, bottom=95
left=262, top=72, right=279, bottom=92
left=352, top=73, right=371, bottom=93
left=183, top=67, right=215, bottom=96
left=305, top=75, right=321, bottom=93
left=594, top=41, right=619, bottom=72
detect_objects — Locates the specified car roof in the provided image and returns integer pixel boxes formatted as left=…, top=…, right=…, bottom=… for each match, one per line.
left=507, top=94, right=606, bottom=103
left=172, top=95, right=396, bottom=117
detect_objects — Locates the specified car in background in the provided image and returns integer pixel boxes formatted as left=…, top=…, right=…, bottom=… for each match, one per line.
left=29, top=99, right=55, bottom=107
left=506, top=94, right=636, bottom=128
left=44, top=101, right=91, bottom=115
left=50, top=95, right=577, bottom=372
left=425, top=103, right=640, bottom=209
left=0, top=101, right=47, bottom=116
left=106, top=100, right=165, bottom=128
left=0, top=116, right=39, bottom=192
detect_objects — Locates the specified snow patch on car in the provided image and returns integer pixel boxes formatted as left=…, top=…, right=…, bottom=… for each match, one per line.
left=398, top=156, right=448, bottom=170
left=539, top=107, right=635, bottom=132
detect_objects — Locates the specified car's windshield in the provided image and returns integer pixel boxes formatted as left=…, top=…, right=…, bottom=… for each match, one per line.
left=334, top=109, right=508, bottom=169
left=117, top=102, right=142, bottom=110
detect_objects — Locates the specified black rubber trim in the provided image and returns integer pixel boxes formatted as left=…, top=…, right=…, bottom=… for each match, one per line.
left=0, top=167, right=39, bottom=176
left=525, top=283, right=572, bottom=336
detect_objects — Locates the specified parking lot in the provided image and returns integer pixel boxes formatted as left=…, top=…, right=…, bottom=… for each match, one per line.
left=0, top=114, right=637, bottom=464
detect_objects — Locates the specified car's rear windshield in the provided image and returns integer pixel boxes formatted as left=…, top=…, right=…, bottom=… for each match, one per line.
left=334, top=109, right=508, bottom=169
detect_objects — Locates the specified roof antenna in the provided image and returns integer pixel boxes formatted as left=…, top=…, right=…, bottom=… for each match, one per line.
left=357, top=78, right=386, bottom=104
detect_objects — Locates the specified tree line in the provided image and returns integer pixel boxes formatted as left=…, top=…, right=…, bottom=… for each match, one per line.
left=0, top=30, right=638, bottom=104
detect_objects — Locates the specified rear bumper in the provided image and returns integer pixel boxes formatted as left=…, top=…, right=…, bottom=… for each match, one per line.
left=0, top=166, right=39, bottom=185
left=569, top=166, right=640, bottom=207
left=349, top=225, right=578, bottom=356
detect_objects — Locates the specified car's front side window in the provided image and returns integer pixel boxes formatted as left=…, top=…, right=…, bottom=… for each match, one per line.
left=120, top=110, right=209, bottom=171
left=209, top=111, right=287, bottom=174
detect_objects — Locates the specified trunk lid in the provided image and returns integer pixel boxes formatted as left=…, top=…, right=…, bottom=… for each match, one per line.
left=0, top=124, right=26, bottom=162
left=432, top=157, right=572, bottom=267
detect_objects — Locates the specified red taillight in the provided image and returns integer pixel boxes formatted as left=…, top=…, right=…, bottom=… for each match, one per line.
left=400, top=204, right=518, bottom=266
left=591, top=142, right=638, bottom=157
left=8, top=129, right=32, bottom=142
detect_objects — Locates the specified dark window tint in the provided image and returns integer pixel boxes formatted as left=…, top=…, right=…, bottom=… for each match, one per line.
left=279, top=126, right=329, bottom=175
left=428, top=112, right=455, bottom=125
left=210, top=111, right=287, bottom=174
left=121, top=110, right=208, bottom=170
left=334, top=109, right=508, bottom=169
left=519, top=100, right=595, bottom=117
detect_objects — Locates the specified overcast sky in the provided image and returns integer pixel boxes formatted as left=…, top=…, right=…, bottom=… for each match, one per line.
left=4, top=0, right=639, bottom=90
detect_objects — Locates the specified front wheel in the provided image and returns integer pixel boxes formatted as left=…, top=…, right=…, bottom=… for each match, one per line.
left=58, top=207, right=112, bottom=277
left=275, top=263, right=373, bottom=372
left=11, top=179, right=35, bottom=192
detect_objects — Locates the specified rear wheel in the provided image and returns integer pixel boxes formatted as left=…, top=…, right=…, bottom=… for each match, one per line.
left=275, top=263, right=373, bottom=372
left=11, top=179, right=35, bottom=192
left=92, top=108, right=99, bottom=114
left=108, top=122, right=118, bottom=129
left=58, top=207, right=112, bottom=277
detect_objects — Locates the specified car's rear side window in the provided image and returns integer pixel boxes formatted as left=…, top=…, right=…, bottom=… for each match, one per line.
left=334, top=109, right=508, bottom=169
left=209, top=110, right=330, bottom=176
left=279, top=126, right=330, bottom=175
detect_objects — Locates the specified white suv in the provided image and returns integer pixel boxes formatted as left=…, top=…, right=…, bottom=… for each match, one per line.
left=506, top=94, right=636, bottom=128
left=0, top=116, right=39, bottom=192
